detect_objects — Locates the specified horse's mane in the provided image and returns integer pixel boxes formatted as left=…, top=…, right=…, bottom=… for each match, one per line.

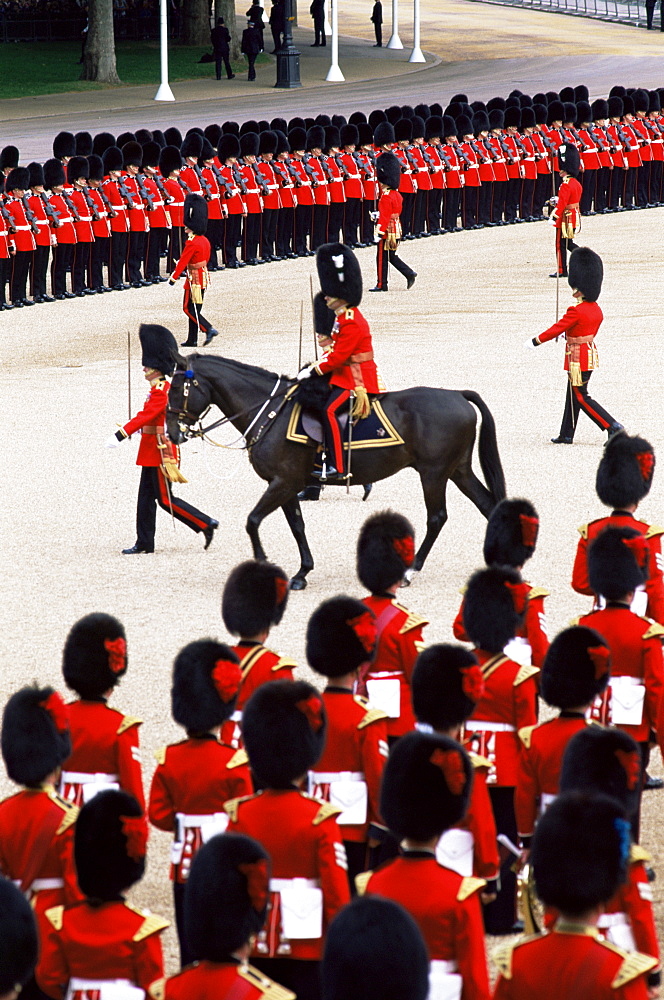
left=182, top=353, right=288, bottom=382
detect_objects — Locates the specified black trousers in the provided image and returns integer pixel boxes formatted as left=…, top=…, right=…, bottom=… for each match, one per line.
left=327, top=201, right=344, bottom=243
left=144, top=226, right=167, bottom=278
left=312, top=14, right=325, bottom=43
left=427, top=187, right=443, bottom=231
left=246, top=52, right=257, bottom=80
left=134, top=465, right=214, bottom=551
left=215, top=49, right=233, bottom=78
left=243, top=212, right=262, bottom=261
left=461, top=186, right=478, bottom=228
left=172, top=881, right=195, bottom=968
left=650, top=160, right=663, bottom=203
left=276, top=206, right=294, bottom=255
left=90, top=235, right=109, bottom=289
left=519, top=178, right=535, bottom=220
left=312, top=204, right=329, bottom=249
left=182, top=285, right=213, bottom=344
left=443, top=187, right=461, bottom=230
left=533, top=173, right=552, bottom=217
left=504, top=177, right=521, bottom=221
left=10, top=249, right=32, bottom=302
left=343, top=197, right=361, bottom=245
left=52, top=242, right=74, bottom=295
left=400, top=191, right=415, bottom=236
left=636, top=163, right=651, bottom=207
left=594, top=166, right=610, bottom=212
left=412, top=188, right=428, bottom=235
left=558, top=370, right=618, bottom=440
left=127, top=230, right=146, bottom=282
left=261, top=207, right=279, bottom=257
left=205, top=218, right=223, bottom=269
left=478, top=181, right=493, bottom=225
left=293, top=203, right=312, bottom=253
left=375, top=239, right=415, bottom=289
left=483, top=786, right=517, bottom=935
left=0, top=257, right=8, bottom=304
left=622, top=166, right=636, bottom=207
left=168, top=226, right=185, bottom=272
left=224, top=214, right=242, bottom=264
left=608, top=166, right=625, bottom=209
left=110, top=231, right=129, bottom=285
left=72, top=240, right=92, bottom=293
left=253, top=960, right=321, bottom=1000
left=30, top=245, right=50, bottom=297
left=373, top=20, right=382, bottom=43
left=580, top=169, right=597, bottom=214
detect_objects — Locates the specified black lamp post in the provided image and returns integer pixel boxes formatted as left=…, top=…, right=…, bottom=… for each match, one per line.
left=275, top=0, right=301, bottom=88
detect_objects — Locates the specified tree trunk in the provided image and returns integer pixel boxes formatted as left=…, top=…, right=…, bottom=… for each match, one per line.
left=80, top=0, right=121, bottom=83
left=181, top=0, right=212, bottom=46
left=215, top=0, right=240, bottom=61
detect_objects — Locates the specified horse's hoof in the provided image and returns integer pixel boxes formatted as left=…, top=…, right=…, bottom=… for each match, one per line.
left=362, top=483, right=373, bottom=501
left=401, top=568, right=418, bottom=587
left=289, top=576, right=308, bottom=591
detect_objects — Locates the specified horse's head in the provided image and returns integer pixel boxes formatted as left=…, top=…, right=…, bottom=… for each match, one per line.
left=167, top=362, right=212, bottom=444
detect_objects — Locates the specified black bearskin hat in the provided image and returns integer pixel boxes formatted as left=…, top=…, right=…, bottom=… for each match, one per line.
left=289, top=115, right=306, bottom=130
left=87, top=155, right=104, bottom=183
left=314, top=290, right=335, bottom=338
left=380, top=731, right=473, bottom=841
left=411, top=644, right=483, bottom=730
left=241, top=119, right=260, bottom=136
left=242, top=680, right=326, bottom=787
left=159, top=145, right=183, bottom=176
left=568, top=245, right=602, bottom=300
left=75, top=131, right=93, bottom=156
left=152, top=129, right=166, bottom=148
left=218, top=133, right=241, bottom=162
left=394, top=118, right=412, bottom=142
left=340, top=123, right=360, bottom=147
left=609, top=85, right=626, bottom=98
left=0, top=879, right=38, bottom=995
left=504, top=106, right=521, bottom=129
left=357, top=510, right=415, bottom=592
left=369, top=108, right=387, bottom=129
left=374, top=121, right=395, bottom=147
left=307, top=125, right=326, bottom=151
left=316, top=113, right=333, bottom=127
left=185, top=833, right=269, bottom=961
left=324, top=125, right=341, bottom=150
left=540, top=626, right=610, bottom=709
left=547, top=100, right=565, bottom=124
left=563, top=102, right=577, bottom=124
left=172, top=639, right=241, bottom=732
left=138, top=322, right=179, bottom=376
left=533, top=104, right=548, bottom=125
left=92, top=131, right=116, bottom=156
left=596, top=432, right=654, bottom=508
left=561, top=726, right=642, bottom=818
left=357, top=122, right=374, bottom=147
left=275, top=130, right=290, bottom=155
left=487, top=110, right=503, bottom=130
left=415, top=103, right=431, bottom=119
left=486, top=96, right=506, bottom=111
left=316, top=242, right=362, bottom=306
left=385, top=104, right=402, bottom=124
left=67, top=156, right=89, bottom=182
left=102, top=146, right=124, bottom=175
left=622, top=95, right=635, bottom=116
left=462, top=566, right=521, bottom=652
left=222, top=560, right=290, bottom=636
left=592, top=98, right=609, bottom=120
left=43, top=157, right=66, bottom=189
left=5, top=167, right=29, bottom=192
left=322, top=896, right=430, bottom=1000
left=142, top=141, right=162, bottom=169
left=376, top=151, right=401, bottom=190
left=181, top=131, right=204, bottom=159
left=199, top=138, right=216, bottom=163
left=287, top=127, right=306, bottom=153
left=588, top=526, right=647, bottom=600
left=442, top=114, right=458, bottom=135
left=75, top=789, right=146, bottom=899
left=204, top=123, right=222, bottom=146
left=411, top=116, right=425, bottom=141
left=648, top=91, right=661, bottom=113
left=122, top=141, right=143, bottom=168
left=240, top=132, right=260, bottom=158
left=134, top=127, right=153, bottom=146
left=270, top=117, right=288, bottom=132
left=425, top=115, right=443, bottom=139
left=520, top=107, right=536, bottom=129
left=164, top=126, right=183, bottom=147
left=63, top=612, right=127, bottom=698
left=349, top=111, right=367, bottom=125
left=430, top=102, right=443, bottom=116
left=558, top=142, right=580, bottom=176
left=608, top=96, right=624, bottom=118
left=473, top=111, right=490, bottom=134
left=28, top=161, right=45, bottom=188
left=532, top=791, right=629, bottom=914
left=456, top=114, right=473, bottom=136
left=1, top=685, right=71, bottom=787
left=576, top=101, right=592, bottom=125
left=574, top=84, right=589, bottom=102
left=116, top=131, right=136, bottom=149
left=0, top=144, right=19, bottom=170
left=559, top=86, right=574, bottom=102
left=259, top=130, right=278, bottom=156
left=184, top=193, right=208, bottom=235
left=450, top=92, right=469, bottom=103
left=306, top=596, right=377, bottom=678
left=53, top=131, right=76, bottom=159
left=633, top=89, right=650, bottom=113
left=483, top=497, right=539, bottom=567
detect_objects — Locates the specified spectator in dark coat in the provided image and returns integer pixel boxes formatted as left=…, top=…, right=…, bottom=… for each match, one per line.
left=269, top=0, right=285, bottom=52
left=245, top=2, right=265, bottom=47
left=310, top=0, right=325, bottom=45
left=241, top=19, right=263, bottom=80
left=210, top=17, right=235, bottom=80
left=371, top=0, right=383, bottom=46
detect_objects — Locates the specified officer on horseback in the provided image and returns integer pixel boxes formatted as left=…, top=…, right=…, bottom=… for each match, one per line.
left=297, top=243, right=380, bottom=479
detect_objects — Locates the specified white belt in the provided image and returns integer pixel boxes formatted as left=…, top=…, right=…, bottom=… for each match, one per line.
left=77, top=215, right=92, bottom=222
left=209, top=193, right=220, bottom=199
left=270, top=877, right=320, bottom=891
left=598, top=912, right=629, bottom=928
left=613, top=676, right=642, bottom=686
left=61, top=770, right=119, bottom=784
left=69, top=980, right=135, bottom=990
left=245, top=188, right=260, bottom=194
left=31, top=878, right=64, bottom=892
left=466, top=721, right=515, bottom=732
left=57, top=216, right=74, bottom=223
left=177, top=811, right=228, bottom=828
left=12, top=225, right=32, bottom=231
left=367, top=670, right=401, bottom=679
left=67, top=979, right=144, bottom=1000
left=310, top=771, right=364, bottom=783
left=430, top=960, right=459, bottom=974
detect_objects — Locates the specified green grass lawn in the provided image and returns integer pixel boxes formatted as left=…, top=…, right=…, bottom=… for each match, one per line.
left=0, top=41, right=272, bottom=98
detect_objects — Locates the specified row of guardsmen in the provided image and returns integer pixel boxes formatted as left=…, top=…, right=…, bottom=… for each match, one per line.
left=1, top=82, right=663, bottom=307
left=1, top=428, right=663, bottom=999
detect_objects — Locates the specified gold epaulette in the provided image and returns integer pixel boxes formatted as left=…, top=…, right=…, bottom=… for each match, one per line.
left=458, top=585, right=468, bottom=596
left=630, top=843, right=651, bottom=864
left=127, top=906, right=170, bottom=942
left=394, top=603, right=429, bottom=634
left=645, top=525, right=664, bottom=539
left=46, top=788, right=79, bottom=834
left=154, top=746, right=167, bottom=766
left=642, top=621, right=664, bottom=640
left=154, top=379, right=166, bottom=390
left=272, top=657, right=297, bottom=673
left=148, top=978, right=166, bottom=1000
left=414, top=639, right=427, bottom=654
left=355, top=870, right=372, bottom=896
left=313, top=801, right=342, bottom=825
left=608, top=947, right=658, bottom=988
left=513, top=665, right=539, bottom=687
left=117, top=714, right=142, bottom=735
left=354, top=694, right=370, bottom=708
left=238, top=963, right=296, bottom=1000
left=344, top=308, right=355, bottom=321
left=224, top=794, right=255, bottom=823
left=492, top=936, right=539, bottom=980
left=518, top=724, right=537, bottom=749
left=357, top=706, right=389, bottom=729
left=578, top=523, right=589, bottom=539
left=569, top=616, right=582, bottom=627
left=227, top=748, right=249, bottom=769
left=469, top=750, right=492, bottom=770
left=527, top=586, right=550, bottom=600
left=45, top=905, right=64, bottom=930
left=457, top=875, right=486, bottom=902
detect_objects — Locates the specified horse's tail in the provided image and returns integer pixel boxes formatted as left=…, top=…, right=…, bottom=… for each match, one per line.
left=460, top=390, right=507, bottom=505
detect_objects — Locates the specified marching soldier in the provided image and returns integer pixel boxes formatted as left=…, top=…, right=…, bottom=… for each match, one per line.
left=526, top=246, right=623, bottom=444
left=169, top=193, right=219, bottom=347
left=548, top=142, right=582, bottom=277
left=148, top=640, right=252, bottom=965
left=370, top=150, right=417, bottom=293
left=3, top=165, right=36, bottom=307
left=105, top=323, right=219, bottom=554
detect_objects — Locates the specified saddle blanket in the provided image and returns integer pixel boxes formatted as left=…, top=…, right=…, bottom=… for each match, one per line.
left=286, top=399, right=404, bottom=451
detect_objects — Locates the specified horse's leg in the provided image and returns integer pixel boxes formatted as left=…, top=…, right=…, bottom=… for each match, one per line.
left=407, top=468, right=450, bottom=582
left=246, top=478, right=303, bottom=564
left=281, top=497, right=314, bottom=590
left=450, top=458, right=496, bottom=519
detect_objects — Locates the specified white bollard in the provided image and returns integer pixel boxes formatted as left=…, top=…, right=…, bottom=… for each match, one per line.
left=325, top=0, right=345, bottom=81
left=409, top=0, right=425, bottom=61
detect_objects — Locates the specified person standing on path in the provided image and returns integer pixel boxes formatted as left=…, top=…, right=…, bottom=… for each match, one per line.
left=371, top=0, right=383, bottom=46
left=269, top=0, right=285, bottom=51
left=241, top=19, right=263, bottom=81
left=210, top=17, right=235, bottom=80
left=310, top=0, right=326, bottom=45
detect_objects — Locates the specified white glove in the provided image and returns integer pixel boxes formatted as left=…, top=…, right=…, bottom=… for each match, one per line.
left=523, top=338, right=539, bottom=351
left=297, top=367, right=313, bottom=381
left=105, top=434, right=121, bottom=448
left=369, top=210, right=379, bottom=222
left=548, top=215, right=557, bottom=227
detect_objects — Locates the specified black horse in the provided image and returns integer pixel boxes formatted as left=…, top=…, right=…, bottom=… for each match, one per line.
left=166, top=353, right=507, bottom=589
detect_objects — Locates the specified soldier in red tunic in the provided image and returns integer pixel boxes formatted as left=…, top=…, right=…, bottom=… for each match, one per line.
left=67, top=155, right=95, bottom=297
left=370, top=151, right=416, bottom=293
left=572, top=433, right=664, bottom=625
left=461, top=566, right=539, bottom=934
left=527, top=246, right=623, bottom=444
left=358, top=511, right=429, bottom=742
left=514, top=626, right=610, bottom=854
left=548, top=142, right=582, bottom=277
left=159, top=145, right=185, bottom=273
left=60, top=612, right=144, bottom=810
left=37, top=790, right=168, bottom=998
left=106, top=323, right=219, bottom=554
left=0, top=878, right=39, bottom=999
left=358, top=731, right=491, bottom=1000
left=221, top=560, right=296, bottom=747
left=149, top=639, right=252, bottom=965
left=121, top=141, right=151, bottom=287
left=322, top=895, right=430, bottom=1000
left=411, top=644, right=500, bottom=896
left=306, top=595, right=389, bottom=884
left=453, top=498, right=549, bottom=669
left=492, top=792, right=656, bottom=1000
left=226, top=680, right=351, bottom=1000
left=150, top=832, right=294, bottom=1000
left=141, top=140, right=172, bottom=283
left=102, top=145, right=131, bottom=292
left=169, top=193, right=219, bottom=348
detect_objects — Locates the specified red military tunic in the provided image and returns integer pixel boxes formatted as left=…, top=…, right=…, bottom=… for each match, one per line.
left=289, top=158, right=315, bottom=206
left=220, top=642, right=296, bottom=747
left=102, top=177, right=130, bottom=234
left=26, top=192, right=53, bottom=247
left=313, top=306, right=379, bottom=392
left=121, top=377, right=175, bottom=468
left=48, top=193, right=78, bottom=245
left=3, top=196, right=36, bottom=252
left=60, top=700, right=144, bottom=809
left=143, top=174, right=172, bottom=229
left=572, top=513, right=664, bottom=625
left=148, top=736, right=253, bottom=882
left=463, top=651, right=539, bottom=786
left=37, top=900, right=168, bottom=999
left=492, top=921, right=655, bottom=999
left=577, top=605, right=664, bottom=744
left=257, top=159, right=281, bottom=211
left=537, top=299, right=602, bottom=379
left=172, top=232, right=211, bottom=300
left=552, top=173, right=583, bottom=232
left=514, top=713, right=594, bottom=840
left=453, top=581, right=550, bottom=669
left=87, top=188, right=112, bottom=239
left=359, top=851, right=490, bottom=1000
left=362, top=596, right=428, bottom=738
left=308, top=689, right=388, bottom=843
left=122, top=173, right=149, bottom=232
left=69, top=188, right=94, bottom=243
left=163, top=178, right=185, bottom=227
left=226, top=789, right=351, bottom=961
left=154, top=960, right=295, bottom=1000
left=377, top=187, right=403, bottom=241
left=439, top=751, right=500, bottom=882
left=323, top=154, right=346, bottom=205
